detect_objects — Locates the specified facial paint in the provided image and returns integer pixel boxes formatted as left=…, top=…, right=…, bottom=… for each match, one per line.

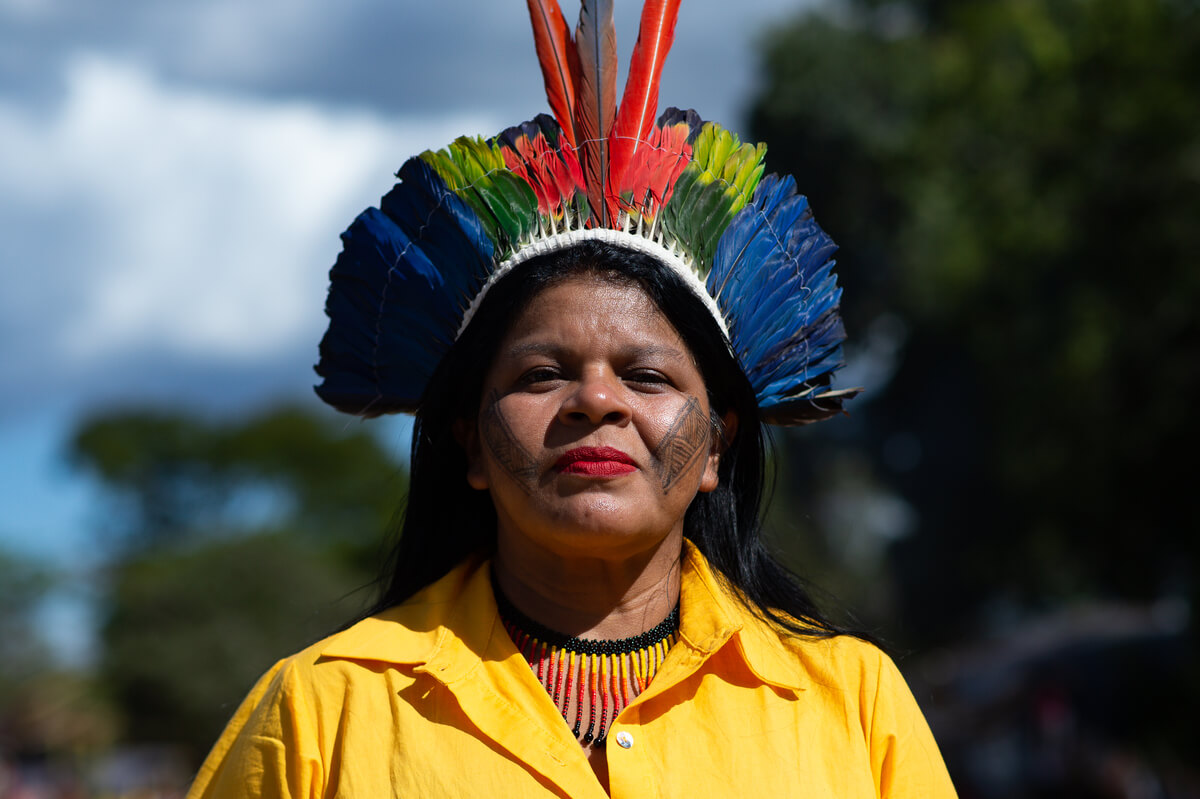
left=480, top=390, right=540, bottom=492
left=652, top=396, right=711, bottom=493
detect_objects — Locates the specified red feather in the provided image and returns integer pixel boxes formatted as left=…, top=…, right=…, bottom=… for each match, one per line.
left=502, top=136, right=555, bottom=214
left=525, top=0, right=580, bottom=150
left=548, top=132, right=587, bottom=206
left=501, top=128, right=585, bottom=216
left=574, top=0, right=618, bottom=226
left=618, top=119, right=692, bottom=219
left=609, top=0, right=681, bottom=201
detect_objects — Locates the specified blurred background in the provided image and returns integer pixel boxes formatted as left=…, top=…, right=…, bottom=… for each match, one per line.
left=1, top=0, right=1196, bottom=796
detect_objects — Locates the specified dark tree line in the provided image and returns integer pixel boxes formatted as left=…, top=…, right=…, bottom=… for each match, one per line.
left=68, top=406, right=407, bottom=759
left=751, top=0, right=1198, bottom=789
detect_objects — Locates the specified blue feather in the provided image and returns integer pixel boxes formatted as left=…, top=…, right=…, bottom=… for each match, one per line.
left=315, top=160, right=495, bottom=415
left=708, top=172, right=852, bottom=423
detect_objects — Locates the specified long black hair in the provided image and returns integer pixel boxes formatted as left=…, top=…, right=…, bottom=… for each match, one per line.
left=361, top=239, right=867, bottom=641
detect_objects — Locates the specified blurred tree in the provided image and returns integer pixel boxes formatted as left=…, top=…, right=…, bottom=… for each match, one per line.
left=101, top=532, right=365, bottom=759
left=70, top=405, right=402, bottom=568
left=69, top=405, right=407, bottom=760
left=753, top=0, right=1199, bottom=642
left=0, top=550, right=51, bottom=707
left=751, top=0, right=1200, bottom=779
left=0, top=550, right=117, bottom=778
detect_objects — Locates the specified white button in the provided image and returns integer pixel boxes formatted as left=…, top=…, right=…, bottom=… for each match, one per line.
left=614, top=731, right=634, bottom=749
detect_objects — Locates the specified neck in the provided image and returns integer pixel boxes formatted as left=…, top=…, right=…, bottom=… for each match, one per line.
left=491, top=529, right=684, bottom=641
left=494, top=578, right=680, bottom=749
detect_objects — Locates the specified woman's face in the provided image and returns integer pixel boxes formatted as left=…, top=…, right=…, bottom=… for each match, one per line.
left=462, top=274, right=725, bottom=563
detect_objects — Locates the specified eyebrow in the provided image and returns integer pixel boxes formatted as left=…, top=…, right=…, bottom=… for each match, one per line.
left=500, top=341, right=688, bottom=363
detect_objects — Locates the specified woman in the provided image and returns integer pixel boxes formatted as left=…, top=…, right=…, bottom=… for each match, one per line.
left=188, top=2, right=957, bottom=796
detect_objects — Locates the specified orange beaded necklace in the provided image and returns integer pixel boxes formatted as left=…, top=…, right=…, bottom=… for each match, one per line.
left=496, top=587, right=679, bottom=747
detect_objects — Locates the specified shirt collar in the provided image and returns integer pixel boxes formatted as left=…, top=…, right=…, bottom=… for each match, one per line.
left=319, top=553, right=498, bottom=674
left=321, top=542, right=806, bottom=692
left=676, top=540, right=808, bottom=692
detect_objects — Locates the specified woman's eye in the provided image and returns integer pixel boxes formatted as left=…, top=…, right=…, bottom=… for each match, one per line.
left=626, top=369, right=670, bottom=387
left=518, top=367, right=561, bottom=386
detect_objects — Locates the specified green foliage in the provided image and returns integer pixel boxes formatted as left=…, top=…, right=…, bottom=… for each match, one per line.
left=100, top=532, right=364, bottom=759
left=751, top=0, right=1200, bottom=638
left=0, top=552, right=118, bottom=763
left=68, top=405, right=408, bottom=760
left=0, top=550, right=52, bottom=703
left=70, top=405, right=402, bottom=558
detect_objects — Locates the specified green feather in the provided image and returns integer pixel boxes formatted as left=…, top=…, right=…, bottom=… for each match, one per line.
left=660, top=123, right=767, bottom=276
left=420, top=136, right=539, bottom=251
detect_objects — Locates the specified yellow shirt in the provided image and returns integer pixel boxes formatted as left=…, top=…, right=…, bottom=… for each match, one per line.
left=188, top=543, right=957, bottom=798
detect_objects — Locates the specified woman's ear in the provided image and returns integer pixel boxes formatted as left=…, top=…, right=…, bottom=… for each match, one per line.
left=699, top=409, right=738, bottom=493
left=453, top=418, right=489, bottom=491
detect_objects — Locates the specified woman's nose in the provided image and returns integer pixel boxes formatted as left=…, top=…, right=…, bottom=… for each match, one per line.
left=559, top=370, right=632, bottom=425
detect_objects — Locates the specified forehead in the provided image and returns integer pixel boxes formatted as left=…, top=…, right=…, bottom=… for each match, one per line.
left=502, top=274, right=685, bottom=351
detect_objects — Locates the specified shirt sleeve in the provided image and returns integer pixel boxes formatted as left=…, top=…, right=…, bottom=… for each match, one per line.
left=867, top=651, right=958, bottom=799
left=186, top=659, right=325, bottom=799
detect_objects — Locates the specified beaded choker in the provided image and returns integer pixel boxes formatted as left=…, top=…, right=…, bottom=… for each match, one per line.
left=495, top=587, right=679, bottom=747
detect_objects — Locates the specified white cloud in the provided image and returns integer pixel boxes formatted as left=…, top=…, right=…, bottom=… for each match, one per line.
left=0, top=54, right=499, bottom=366
left=142, top=0, right=325, bottom=85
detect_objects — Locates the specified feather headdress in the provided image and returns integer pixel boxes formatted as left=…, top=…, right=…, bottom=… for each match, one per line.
left=315, top=0, right=858, bottom=425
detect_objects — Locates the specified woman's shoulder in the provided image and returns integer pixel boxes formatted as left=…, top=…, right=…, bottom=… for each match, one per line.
left=186, top=585, right=477, bottom=799
left=222, top=612, right=419, bottom=720
left=731, top=604, right=906, bottom=700
left=788, top=632, right=902, bottom=691
left=259, top=556, right=489, bottom=693
left=682, top=542, right=906, bottom=694
left=779, top=627, right=888, bottom=663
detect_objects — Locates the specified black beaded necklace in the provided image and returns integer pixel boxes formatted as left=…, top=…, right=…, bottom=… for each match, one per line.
left=495, top=586, right=679, bottom=746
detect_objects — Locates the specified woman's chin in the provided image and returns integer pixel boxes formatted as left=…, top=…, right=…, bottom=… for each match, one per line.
left=502, top=505, right=682, bottom=562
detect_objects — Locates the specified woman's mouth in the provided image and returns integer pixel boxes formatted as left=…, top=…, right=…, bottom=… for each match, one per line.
left=555, top=446, right=637, bottom=476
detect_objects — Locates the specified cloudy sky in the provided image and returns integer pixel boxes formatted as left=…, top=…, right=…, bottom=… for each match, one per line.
left=0, top=0, right=814, bottom=655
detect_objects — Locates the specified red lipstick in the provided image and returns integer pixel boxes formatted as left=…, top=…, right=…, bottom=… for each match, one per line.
left=555, top=446, right=637, bottom=476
